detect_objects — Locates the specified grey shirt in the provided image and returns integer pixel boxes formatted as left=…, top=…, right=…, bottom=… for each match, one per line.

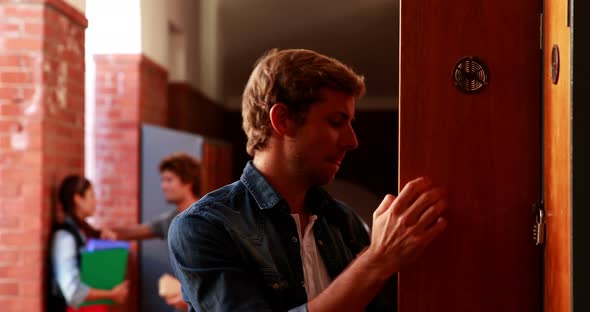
left=148, top=208, right=178, bottom=240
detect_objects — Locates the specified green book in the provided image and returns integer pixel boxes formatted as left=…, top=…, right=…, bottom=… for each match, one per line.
left=79, top=248, right=129, bottom=307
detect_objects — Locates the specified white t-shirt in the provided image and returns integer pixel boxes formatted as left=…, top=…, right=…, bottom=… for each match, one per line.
left=290, top=214, right=332, bottom=299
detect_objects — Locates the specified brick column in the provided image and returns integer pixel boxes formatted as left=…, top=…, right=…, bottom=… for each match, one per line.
left=93, top=54, right=168, bottom=312
left=0, top=1, right=86, bottom=311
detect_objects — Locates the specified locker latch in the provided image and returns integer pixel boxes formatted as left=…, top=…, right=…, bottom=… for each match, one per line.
left=533, top=202, right=545, bottom=246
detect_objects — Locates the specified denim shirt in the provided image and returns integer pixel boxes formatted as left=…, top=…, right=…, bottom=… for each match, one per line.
left=168, top=161, right=394, bottom=312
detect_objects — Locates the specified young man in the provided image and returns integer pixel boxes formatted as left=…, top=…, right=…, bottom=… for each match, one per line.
left=102, top=152, right=201, bottom=311
left=168, top=49, right=447, bottom=311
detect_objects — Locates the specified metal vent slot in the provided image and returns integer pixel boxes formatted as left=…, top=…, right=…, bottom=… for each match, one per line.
left=453, top=57, right=489, bottom=94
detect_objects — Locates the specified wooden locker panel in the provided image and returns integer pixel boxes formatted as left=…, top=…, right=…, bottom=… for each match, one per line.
left=399, top=0, right=541, bottom=311
left=202, top=140, right=234, bottom=194
left=543, top=0, right=572, bottom=311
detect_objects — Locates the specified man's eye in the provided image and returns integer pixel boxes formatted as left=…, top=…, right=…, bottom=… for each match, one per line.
left=329, top=120, right=344, bottom=127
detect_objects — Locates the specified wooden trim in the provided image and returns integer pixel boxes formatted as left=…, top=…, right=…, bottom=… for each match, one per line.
left=45, top=0, right=88, bottom=28
left=169, top=82, right=224, bottom=107
left=139, top=54, right=168, bottom=77
left=93, top=54, right=169, bottom=77
left=543, top=0, right=572, bottom=310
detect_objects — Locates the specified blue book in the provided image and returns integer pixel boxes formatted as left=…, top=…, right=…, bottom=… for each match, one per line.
left=85, top=239, right=130, bottom=252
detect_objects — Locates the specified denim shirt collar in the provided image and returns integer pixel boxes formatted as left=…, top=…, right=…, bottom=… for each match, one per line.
left=240, top=161, right=332, bottom=216
left=240, top=161, right=284, bottom=210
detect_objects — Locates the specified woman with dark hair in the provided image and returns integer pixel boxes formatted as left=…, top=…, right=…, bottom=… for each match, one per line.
left=47, top=175, right=128, bottom=312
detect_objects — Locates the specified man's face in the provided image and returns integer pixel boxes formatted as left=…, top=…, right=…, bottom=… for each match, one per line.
left=286, top=89, right=359, bottom=186
left=160, top=170, right=192, bottom=204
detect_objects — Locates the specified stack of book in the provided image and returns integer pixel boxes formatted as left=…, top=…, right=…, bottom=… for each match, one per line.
left=80, top=239, right=130, bottom=307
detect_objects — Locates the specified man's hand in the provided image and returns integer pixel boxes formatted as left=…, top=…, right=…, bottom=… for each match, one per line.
left=100, top=228, right=119, bottom=240
left=164, top=292, right=189, bottom=311
left=159, top=274, right=187, bottom=310
left=367, top=177, right=447, bottom=276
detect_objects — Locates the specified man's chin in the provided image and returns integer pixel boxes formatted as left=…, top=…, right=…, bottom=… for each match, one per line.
left=310, top=171, right=337, bottom=187
left=165, top=198, right=180, bottom=205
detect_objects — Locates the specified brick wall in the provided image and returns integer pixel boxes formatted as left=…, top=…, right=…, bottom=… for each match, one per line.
left=93, top=54, right=168, bottom=312
left=0, top=1, right=86, bottom=311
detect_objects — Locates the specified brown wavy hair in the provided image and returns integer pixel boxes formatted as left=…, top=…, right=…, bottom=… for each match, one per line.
left=241, top=49, right=366, bottom=156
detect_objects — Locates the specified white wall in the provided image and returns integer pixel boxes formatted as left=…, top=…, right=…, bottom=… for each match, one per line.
left=85, top=0, right=142, bottom=179
left=86, top=0, right=142, bottom=55
left=167, top=0, right=201, bottom=89
left=64, top=0, right=85, bottom=13
left=199, top=0, right=222, bottom=102
left=140, top=0, right=213, bottom=100
left=166, top=0, right=222, bottom=102
left=140, top=0, right=169, bottom=70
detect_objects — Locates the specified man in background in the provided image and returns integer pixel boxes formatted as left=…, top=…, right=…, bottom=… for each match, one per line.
left=102, top=152, right=201, bottom=311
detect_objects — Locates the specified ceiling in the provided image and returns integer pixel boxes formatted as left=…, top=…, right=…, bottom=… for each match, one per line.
left=218, top=0, right=400, bottom=110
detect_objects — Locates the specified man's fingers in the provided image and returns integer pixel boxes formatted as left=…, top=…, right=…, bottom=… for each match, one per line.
left=404, top=188, right=445, bottom=226
left=418, top=217, right=447, bottom=247
left=393, top=177, right=432, bottom=215
left=374, top=194, right=396, bottom=219
left=414, top=199, right=447, bottom=232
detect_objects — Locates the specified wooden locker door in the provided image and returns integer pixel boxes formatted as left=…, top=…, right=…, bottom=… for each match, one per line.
left=398, top=0, right=542, bottom=311
left=543, top=0, right=572, bottom=311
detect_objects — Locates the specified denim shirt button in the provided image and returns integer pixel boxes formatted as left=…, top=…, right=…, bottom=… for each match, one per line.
left=317, top=239, right=324, bottom=246
left=291, top=236, right=298, bottom=243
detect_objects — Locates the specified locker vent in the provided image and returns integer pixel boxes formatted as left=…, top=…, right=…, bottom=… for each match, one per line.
left=452, top=57, right=489, bottom=94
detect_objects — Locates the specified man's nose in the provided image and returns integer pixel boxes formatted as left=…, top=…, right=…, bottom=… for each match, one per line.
left=343, top=124, right=358, bottom=151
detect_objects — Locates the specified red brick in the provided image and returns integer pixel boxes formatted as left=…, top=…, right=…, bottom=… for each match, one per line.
left=0, top=298, right=23, bottom=311
left=0, top=135, right=9, bottom=150
left=0, top=250, right=19, bottom=265
left=0, top=182, right=21, bottom=197
left=20, top=250, right=42, bottom=266
left=0, top=103, right=23, bottom=116
left=0, top=87, right=20, bottom=100
left=0, top=71, right=32, bottom=84
left=3, top=38, right=43, bottom=51
left=0, top=119, right=18, bottom=132
left=0, top=231, right=40, bottom=247
left=3, top=6, right=43, bottom=20
left=0, top=282, right=19, bottom=296
left=0, top=55, right=20, bottom=67
left=0, top=264, right=38, bottom=279
left=23, top=22, right=42, bottom=35
left=0, top=297, right=42, bottom=311
left=0, top=215, right=19, bottom=229
left=19, top=281, right=41, bottom=297
left=0, top=22, right=20, bottom=33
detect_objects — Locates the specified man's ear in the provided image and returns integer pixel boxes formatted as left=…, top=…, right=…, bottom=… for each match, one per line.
left=269, top=103, right=296, bottom=136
